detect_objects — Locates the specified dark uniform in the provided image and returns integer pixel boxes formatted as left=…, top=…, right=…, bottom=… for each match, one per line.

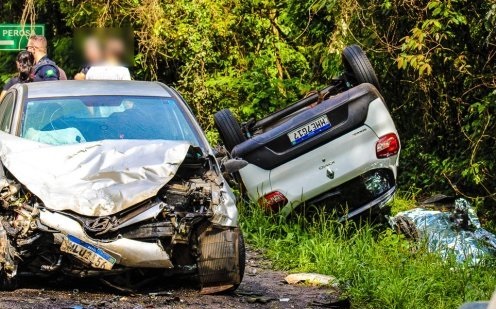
left=32, top=55, right=60, bottom=81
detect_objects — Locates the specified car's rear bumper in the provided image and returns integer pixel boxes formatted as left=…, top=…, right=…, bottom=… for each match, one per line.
left=338, top=185, right=395, bottom=221
left=282, top=168, right=396, bottom=220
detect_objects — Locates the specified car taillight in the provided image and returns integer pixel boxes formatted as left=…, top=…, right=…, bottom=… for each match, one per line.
left=258, top=191, right=288, bottom=212
left=376, top=133, right=400, bottom=158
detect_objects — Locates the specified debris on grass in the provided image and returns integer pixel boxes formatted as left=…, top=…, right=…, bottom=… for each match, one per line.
left=285, top=273, right=337, bottom=287
left=389, top=197, right=496, bottom=264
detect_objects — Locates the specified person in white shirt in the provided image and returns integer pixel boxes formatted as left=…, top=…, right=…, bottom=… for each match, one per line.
left=85, top=65, right=130, bottom=80
left=85, top=37, right=131, bottom=80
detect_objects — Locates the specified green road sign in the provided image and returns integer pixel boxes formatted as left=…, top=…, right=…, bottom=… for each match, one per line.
left=0, top=24, right=45, bottom=51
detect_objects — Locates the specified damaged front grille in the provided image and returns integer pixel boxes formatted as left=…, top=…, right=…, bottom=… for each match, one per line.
left=164, top=179, right=213, bottom=213
left=73, top=170, right=223, bottom=242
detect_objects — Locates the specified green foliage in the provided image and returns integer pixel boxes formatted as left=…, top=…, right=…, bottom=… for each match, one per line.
left=240, top=202, right=496, bottom=309
left=347, top=0, right=495, bottom=213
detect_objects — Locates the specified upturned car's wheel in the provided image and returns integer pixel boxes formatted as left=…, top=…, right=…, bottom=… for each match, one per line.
left=214, top=109, right=246, bottom=152
left=197, top=226, right=245, bottom=294
left=342, top=45, right=381, bottom=91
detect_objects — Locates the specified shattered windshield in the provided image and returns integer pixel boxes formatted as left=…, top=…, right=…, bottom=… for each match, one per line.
left=21, top=96, right=202, bottom=146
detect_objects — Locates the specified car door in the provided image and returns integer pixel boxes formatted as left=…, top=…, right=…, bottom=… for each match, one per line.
left=0, top=92, right=16, bottom=134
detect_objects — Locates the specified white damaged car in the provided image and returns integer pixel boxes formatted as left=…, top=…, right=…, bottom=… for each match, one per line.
left=0, top=81, right=244, bottom=294
left=215, top=45, right=400, bottom=220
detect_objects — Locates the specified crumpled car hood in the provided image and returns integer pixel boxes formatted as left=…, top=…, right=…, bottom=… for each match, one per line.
left=0, top=131, right=191, bottom=216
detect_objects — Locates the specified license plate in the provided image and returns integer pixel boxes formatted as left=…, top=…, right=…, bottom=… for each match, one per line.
left=288, top=115, right=331, bottom=145
left=60, top=235, right=116, bottom=270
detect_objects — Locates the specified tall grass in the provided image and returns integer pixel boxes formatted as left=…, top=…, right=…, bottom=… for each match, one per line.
left=239, top=197, right=496, bottom=309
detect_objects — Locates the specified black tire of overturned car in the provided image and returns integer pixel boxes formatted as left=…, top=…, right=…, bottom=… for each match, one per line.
left=342, top=44, right=381, bottom=92
left=214, top=109, right=246, bottom=152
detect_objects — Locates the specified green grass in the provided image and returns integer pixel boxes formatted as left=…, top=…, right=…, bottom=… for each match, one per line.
left=239, top=196, right=496, bottom=309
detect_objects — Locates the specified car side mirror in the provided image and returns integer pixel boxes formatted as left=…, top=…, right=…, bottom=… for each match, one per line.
left=221, top=158, right=248, bottom=174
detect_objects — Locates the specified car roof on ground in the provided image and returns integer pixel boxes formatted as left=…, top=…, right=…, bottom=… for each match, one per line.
left=17, top=80, right=171, bottom=99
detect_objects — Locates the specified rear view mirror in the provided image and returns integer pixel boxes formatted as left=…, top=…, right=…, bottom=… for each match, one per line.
left=221, top=158, right=248, bottom=174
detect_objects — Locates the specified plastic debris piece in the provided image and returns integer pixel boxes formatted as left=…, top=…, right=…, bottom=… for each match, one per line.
left=285, top=273, right=336, bottom=286
left=148, top=291, right=173, bottom=297
left=459, top=302, right=490, bottom=309
left=280, top=298, right=290, bottom=302
left=389, top=198, right=496, bottom=264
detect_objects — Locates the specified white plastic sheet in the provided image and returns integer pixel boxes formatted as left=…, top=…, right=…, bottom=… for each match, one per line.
left=390, top=198, right=496, bottom=264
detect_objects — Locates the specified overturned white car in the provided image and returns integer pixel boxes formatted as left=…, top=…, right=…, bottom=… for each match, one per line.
left=215, top=45, right=400, bottom=220
left=0, top=81, right=244, bottom=294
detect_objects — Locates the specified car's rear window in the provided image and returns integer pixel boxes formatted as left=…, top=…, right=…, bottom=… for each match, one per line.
left=21, top=96, right=202, bottom=146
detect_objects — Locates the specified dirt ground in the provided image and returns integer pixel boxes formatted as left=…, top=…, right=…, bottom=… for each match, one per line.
left=0, top=247, right=344, bottom=309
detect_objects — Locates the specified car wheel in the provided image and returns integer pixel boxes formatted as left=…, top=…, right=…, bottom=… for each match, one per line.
left=197, top=226, right=245, bottom=294
left=236, top=232, right=246, bottom=284
left=342, top=44, right=381, bottom=92
left=214, top=109, right=246, bottom=152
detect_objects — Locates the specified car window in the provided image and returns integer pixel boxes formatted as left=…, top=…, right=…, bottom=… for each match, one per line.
left=21, top=96, right=202, bottom=147
left=0, top=93, right=15, bottom=133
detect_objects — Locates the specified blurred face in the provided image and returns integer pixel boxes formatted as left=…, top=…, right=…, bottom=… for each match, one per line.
left=84, top=38, right=102, bottom=64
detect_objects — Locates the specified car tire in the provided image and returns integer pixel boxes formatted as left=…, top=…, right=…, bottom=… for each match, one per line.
left=342, top=44, right=381, bottom=92
left=197, top=227, right=245, bottom=294
left=214, top=109, right=246, bottom=152
left=223, top=231, right=245, bottom=292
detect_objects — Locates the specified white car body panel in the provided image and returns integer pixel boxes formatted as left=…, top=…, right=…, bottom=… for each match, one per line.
left=238, top=164, right=271, bottom=202
left=365, top=98, right=401, bottom=177
left=240, top=97, right=399, bottom=214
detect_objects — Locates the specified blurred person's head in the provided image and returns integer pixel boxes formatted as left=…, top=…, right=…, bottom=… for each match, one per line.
left=26, top=35, right=48, bottom=63
left=16, top=50, right=34, bottom=82
left=83, top=36, right=103, bottom=65
left=103, top=37, right=125, bottom=64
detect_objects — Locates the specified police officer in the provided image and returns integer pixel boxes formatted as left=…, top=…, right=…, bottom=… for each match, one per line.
left=26, top=35, right=60, bottom=81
